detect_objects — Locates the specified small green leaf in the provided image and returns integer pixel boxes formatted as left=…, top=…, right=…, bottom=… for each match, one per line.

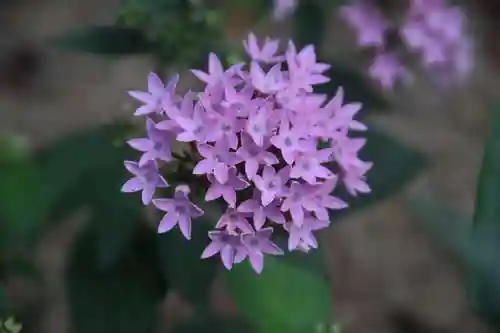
left=49, top=26, right=152, bottom=55
left=292, top=0, right=326, bottom=49
left=66, top=225, right=168, bottom=333
left=467, top=105, right=500, bottom=328
left=225, top=256, right=332, bottom=333
left=331, top=128, right=426, bottom=219
left=316, top=62, right=388, bottom=112
left=157, top=216, right=218, bottom=306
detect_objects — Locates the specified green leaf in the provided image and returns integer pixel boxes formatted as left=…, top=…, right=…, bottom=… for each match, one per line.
left=467, top=105, right=500, bottom=328
left=472, top=106, right=500, bottom=231
left=170, top=315, right=254, bottom=333
left=157, top=217, right=218, bottom=307
left=331, top=128, right=427, bottom=219
left=272, top=232, right=329, bottom=281
left=225, top=257, right=332, bottom=333
left=315, top=62, right=388, bottom=112
left=0, top=158, right=50, bottom=252
left=292, top=0, right=326, bottom=49
left=84, top=168, right=143, bottom=269
left=37, top=123, right=142, bottom=268
left=66, top=224, right=168, bottom=333
left=49, top=26, right=152, bottom=55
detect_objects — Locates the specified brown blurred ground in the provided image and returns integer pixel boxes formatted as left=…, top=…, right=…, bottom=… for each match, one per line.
left=0, top=0, right=497, bottom=332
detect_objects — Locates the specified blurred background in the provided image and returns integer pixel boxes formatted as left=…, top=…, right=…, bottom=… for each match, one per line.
left=0, top=0, right=499, bottom=332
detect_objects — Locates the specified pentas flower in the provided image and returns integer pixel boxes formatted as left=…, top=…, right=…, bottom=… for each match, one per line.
left=121, top=160, right=168, bottom=205
left=128, top=73, right=179, bottom=116
left=341, top=2, right=389, bottom=47
left=121, top=33, right=372, bottom=274
left=127, top=118, right=174, bottom=166
left=273, top=0, right=298, bottom=21
left=244, top=33, right=283, bottom=64
left=368, top=53, right=407, bottom=89
left=153, top=186, right=204, bottom=240
left=340, top=0, right=472, bottom=88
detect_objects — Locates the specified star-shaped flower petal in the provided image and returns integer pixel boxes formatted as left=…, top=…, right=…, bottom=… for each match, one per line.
left=201, top=230, right=247, bottom=270
left=237, top=133, right=279, bottom=180
left=253, top=165, right=290, bottom=206
left=285, top=215, right=330, bottom=251
left=121, top=160, right=168, bottom=205
left=238, top=190, right=285, bottom=230
left=128, top=73, right=178, bottom=116
left=368, top=53, right=406, bottom=89
left=153, top=185, right=204, bottom=239
left=127, top=118, right=174, bottom=166
left=240, top=228, right=284, bottom=274
left=244, top=32, right=283, bottom=63
left=194, top=138, right=242, bottom=184
left=205, top=168, right=249, bottom=207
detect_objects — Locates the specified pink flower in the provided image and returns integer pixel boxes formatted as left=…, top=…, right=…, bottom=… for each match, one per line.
left=122, top=33, right=372, bottom=274
left=285, top=215, right=330, bottom=251
left=253, top=166, right=290, bottom=206
left=369, top=53, right=407, bottom=89
left=236, top=133, right=278, bottom=180
left=341, top=0, right=472, bottom=88
left=128, top=73, right=178, bottom=116
left=153, top=186, right=204, bottom=239
left=341, top=3, right=389, bottom=47
left=127, top=118, right=174, bottom=166
left=205, top=168, right=249, bottom=207
left=240, top=228, right=284, bottom=274
left=193, top=138, right=242, bottom=184
left=238, top=190, right=285, bottom=230
left=273, top=0, right=297, bottom=21
left=121, top=160, right=168, bottom=205
left=201, top=230, right=247, bottom=270
left=243, top=33, right=283, bottom=63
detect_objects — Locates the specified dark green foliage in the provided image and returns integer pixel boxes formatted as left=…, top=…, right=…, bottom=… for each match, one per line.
left=66, top=224, right=168, bottom=333
left=467, top=105, right=500, bottom=329
left=49, top=26, right=153, bottom=55
left=36, top=123, right=143, bottom=268
left=225, top=256, right=332, bottom=333
left=0, top=287, right=6, bottom=316
left=157, top=218, right=218, bottom=306
left=292, top=0, right=326, bottom=49
left=0, top=157, right=50, bottom=252
left=170, top=314, right=254, bottom=333
left=118, top=0, right=225, bottom=66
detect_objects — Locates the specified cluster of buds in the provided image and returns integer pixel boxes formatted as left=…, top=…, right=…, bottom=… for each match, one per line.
left=121, top=33, right=371, bottom=274
left=341, top=0, right=472, bottom=88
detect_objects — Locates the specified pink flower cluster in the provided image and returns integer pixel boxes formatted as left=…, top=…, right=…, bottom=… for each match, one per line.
left=121, top=33, right=371, bottom=274
left=341, top=0, right=472, bottom=88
